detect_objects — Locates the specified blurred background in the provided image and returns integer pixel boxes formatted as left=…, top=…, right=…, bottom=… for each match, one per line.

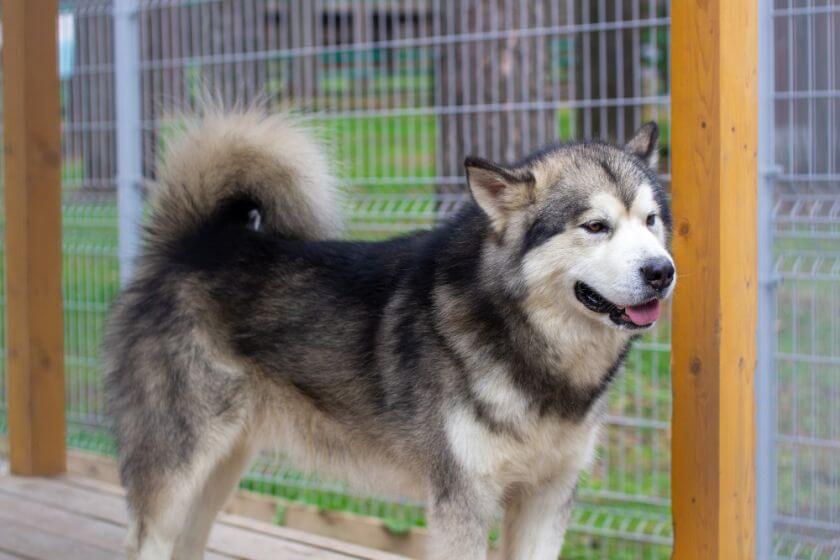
left=0, top=1, right=838, bottom=558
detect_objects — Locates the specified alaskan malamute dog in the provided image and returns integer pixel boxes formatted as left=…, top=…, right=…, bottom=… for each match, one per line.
left=105, top=109, right=675, bottom=560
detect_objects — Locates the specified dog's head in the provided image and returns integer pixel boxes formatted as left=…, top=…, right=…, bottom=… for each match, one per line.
left=465, top=123, right=675, bottom=331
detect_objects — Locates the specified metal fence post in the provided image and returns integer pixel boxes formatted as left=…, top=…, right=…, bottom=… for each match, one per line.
left=756, top=0, right=778, bottom=557
left=114, top=0, right=143, bottom=284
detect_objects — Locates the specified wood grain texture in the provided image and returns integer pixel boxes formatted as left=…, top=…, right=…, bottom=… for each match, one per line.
left=671, top=1, right=758, bottom=559
left=60, top=446, right=432, bottom=558
left=2, top=0, right=66, bottom=476
left=0, top=474, right=407, bottom=559
left=0, top=520, right=116, bottom=560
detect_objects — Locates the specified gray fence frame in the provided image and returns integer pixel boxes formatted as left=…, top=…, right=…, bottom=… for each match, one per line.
left=757, top=0, right=777, bottom=555
left=114, top=0, right=144, bottom=283
left=760, top=3, right=840, bottom=559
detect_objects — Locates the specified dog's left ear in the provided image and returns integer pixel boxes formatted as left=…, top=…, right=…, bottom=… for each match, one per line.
left=465, top=156, right=535, bottom=233
left=625, top=122, right=659, bottom=169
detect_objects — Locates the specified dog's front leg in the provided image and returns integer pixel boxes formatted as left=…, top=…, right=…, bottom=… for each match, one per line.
left=501, top=476, right=578, bottom=560
left=424, top=477, right=499, bottom=560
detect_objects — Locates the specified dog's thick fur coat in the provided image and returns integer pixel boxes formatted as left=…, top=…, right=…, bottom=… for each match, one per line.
left=105, top=109, right=674, bottom=560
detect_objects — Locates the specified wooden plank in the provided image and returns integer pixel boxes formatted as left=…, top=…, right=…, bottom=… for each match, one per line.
left=2, top=0, right=66, bottom=476
left=60, top=477, right=397, bottom=559
left=226, top=490, right=426, bottom=559
left=4, top=476, right=345, bottom=559
left=0, top=493, right=233, bottom=560
left=0, top=447, right=422, bottom=559
left=0, top=475, right=128, bottom=525
left=671, top=1, right=758, bottom=559
left=65, top=473, right=416, bottom=559
left=0, top=493, right=127, bottom=555
left=0, top=477, right=318, bottom=560
left=221, top=513, right=410, bottom=560
left=64, top=475, right=401, bottom=559
left=0, top=475, right=406, bottom=559
left=0, top=520, right=114, bottom=560
left=0, top=476, right=324, bottom=559
left=65, top=448, right=121, bottom=486
left=64, top=452, right=424, bottom=558
left=207, top=522, right=352, bottom=560
left=62, top=473, right=127, bottom=498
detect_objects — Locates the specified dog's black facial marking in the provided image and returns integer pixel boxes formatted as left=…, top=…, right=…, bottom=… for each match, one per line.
left=522, top=216, right=563, bottom=254
left=653, top=188, right=673, bottom=234
left=599, top=160, right=619, bottom=184
left=521, top=195, right=591, bottom=256
left=615, top=182, right=639, bottom=212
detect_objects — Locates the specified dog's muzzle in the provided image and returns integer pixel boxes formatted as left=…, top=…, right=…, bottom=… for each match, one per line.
left=574, top=281, right=662, bottom=329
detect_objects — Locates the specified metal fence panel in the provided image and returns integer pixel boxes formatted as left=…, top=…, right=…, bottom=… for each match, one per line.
left=58, top=0, right=122, bottom=454
left=766, top=3, right=840, bottom=559
left=128, top=3, right=674, bottom=556
left=8, top=1, right=675, bottom=557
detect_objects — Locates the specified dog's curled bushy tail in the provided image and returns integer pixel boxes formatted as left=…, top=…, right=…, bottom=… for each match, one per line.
left=146, top=109, right=342, bottom=256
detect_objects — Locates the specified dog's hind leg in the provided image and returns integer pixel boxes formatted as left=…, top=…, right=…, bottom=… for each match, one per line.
left=172, top=434, right=256, bottom=560
left=124, top=420, right=250, bottom=560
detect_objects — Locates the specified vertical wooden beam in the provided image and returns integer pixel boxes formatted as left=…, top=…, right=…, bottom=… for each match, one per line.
left=3, top=0, right=66, bottom=476
left=671, top=1, right=757, bottom=559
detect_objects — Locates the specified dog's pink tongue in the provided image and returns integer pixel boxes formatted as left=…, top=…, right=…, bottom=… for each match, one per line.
left=625, top=300, right=661, bottom=326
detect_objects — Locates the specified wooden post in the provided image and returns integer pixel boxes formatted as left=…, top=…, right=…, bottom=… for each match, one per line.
left=3, top=0, right=66, bottom=476
left=671, top=1, right=757, bottom=559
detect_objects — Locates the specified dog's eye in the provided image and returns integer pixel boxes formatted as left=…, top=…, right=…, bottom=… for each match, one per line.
left=646, top=213, right=657, bottom=227
left=582, top=221, right=609, bottom=234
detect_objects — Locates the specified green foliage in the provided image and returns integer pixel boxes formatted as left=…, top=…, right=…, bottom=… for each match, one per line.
left=273, top=503, right=287, bottom=527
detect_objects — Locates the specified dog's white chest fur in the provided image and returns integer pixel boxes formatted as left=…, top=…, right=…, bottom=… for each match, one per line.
left=442, top=318, right=626, bottom=490
left=445, top=398, right=603, bottom=490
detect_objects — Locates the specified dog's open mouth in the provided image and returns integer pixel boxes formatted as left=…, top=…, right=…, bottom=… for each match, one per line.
left=574, top=282, right=662, bottom=329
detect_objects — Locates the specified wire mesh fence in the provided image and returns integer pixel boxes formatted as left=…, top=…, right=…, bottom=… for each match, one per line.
left=766, top=3, right=840, bottom=559
left=0, top=1, right=834, bottom=558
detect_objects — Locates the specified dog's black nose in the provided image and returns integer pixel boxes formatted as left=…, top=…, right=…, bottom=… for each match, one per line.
left=641, top=258, right=675, bottom=290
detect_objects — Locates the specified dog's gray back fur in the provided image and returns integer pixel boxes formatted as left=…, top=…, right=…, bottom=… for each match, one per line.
left=104, top=109, right=672, bottom=560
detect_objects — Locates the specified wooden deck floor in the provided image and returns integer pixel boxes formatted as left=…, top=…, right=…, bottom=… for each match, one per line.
left=0, top=473, right=407, bottom=560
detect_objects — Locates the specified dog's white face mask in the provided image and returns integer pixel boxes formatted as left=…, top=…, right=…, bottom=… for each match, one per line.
left=466, top=123, right=675, bottom=331
left=531, top=184, right=675, bottom=331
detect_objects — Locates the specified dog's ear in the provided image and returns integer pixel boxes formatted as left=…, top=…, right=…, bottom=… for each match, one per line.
left=625, top=122, right=659, bottom=169
left=464, top=156, right=535, bottom=233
